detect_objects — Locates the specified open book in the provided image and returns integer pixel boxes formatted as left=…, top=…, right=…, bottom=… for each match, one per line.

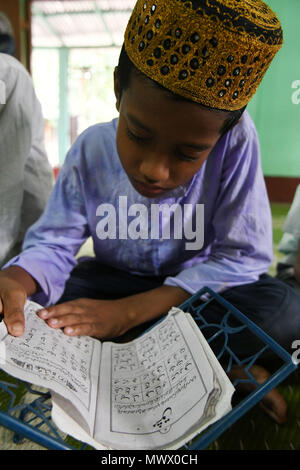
left=0, top=301, right=234, bottom=450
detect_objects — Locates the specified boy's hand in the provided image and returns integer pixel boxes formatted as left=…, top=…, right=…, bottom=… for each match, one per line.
left=38, top=298, right=133, bottom=339
left=0, top=266, right=39, bottom=337
left=38, top=286, right=191, bottom=339
left=0, top=271, right=27, bottom=336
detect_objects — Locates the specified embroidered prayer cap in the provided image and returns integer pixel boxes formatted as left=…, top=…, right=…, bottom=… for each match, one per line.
left=124, top=0, right=283, bottom=111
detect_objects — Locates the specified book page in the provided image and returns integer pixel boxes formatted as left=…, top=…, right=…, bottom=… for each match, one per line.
left=185, top=312, right=235, bottom=412
left=51, top=393, right=112, bottom=450
left=0, top=300, right=101, bottom=435
left=169, top=313, right=235, bottom=448
left=95, top=308, right=218, bottom=450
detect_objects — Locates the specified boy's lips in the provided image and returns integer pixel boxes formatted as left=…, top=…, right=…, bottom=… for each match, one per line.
left=133, top=178, right=170, bottom=195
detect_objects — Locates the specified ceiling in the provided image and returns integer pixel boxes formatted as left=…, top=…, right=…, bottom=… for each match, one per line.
left=31, top=0, right=136, bottom=48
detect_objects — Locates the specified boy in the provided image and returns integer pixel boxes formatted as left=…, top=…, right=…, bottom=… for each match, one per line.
left=0, top=0, right=299, bottom=363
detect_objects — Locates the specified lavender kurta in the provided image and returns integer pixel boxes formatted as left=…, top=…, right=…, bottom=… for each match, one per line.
left=3, top=110, right=273, bottom=307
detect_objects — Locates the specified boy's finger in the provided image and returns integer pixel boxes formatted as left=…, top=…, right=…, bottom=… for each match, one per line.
left=38, top=302, right=83, bottom=319
left=63, top=322, right=99, bottom=338
left=47, top=313, right=88, bottom=329
left=3, top=299, right=25, bottom=336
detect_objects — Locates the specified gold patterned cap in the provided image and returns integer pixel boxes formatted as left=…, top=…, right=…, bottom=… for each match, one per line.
left=124, top=0, right=283, bottom=110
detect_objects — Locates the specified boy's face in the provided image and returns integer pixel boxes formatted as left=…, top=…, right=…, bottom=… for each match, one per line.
left=114, top=69, right=227, bottom=198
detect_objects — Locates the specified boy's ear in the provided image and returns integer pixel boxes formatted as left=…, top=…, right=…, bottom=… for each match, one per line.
left=114, top=67, right=121, bottom=112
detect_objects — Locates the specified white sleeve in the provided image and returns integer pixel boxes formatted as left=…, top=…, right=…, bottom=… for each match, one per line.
left=282, top=184, right=300, bottom=240
left=18, top=82, right=54, bottom=243
left=0, top=54, right=53, bottom=264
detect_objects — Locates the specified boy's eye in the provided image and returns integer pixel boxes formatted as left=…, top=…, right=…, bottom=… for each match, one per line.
left=176, top=152, right=200, bottom=163
left=126, top=126, right=201, bottom=162
left=126, top=127, right=150, bottom=143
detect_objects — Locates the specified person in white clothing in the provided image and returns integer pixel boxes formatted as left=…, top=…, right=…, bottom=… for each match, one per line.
left=0, top=13, right=53, bottom=266
left=276, top=185, right=300, bottom=294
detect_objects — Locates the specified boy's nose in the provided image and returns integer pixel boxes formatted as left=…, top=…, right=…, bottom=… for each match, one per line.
left=139, top=156, right=170, bottom=184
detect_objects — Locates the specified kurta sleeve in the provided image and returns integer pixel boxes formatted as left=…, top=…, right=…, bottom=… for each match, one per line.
left=16, top=74, right=54, bottom=246
left=281, top=185, right=300, bottom=239
left=163, top=118, right=274, bottom=295
left=276, top=184, right=300, bottom=266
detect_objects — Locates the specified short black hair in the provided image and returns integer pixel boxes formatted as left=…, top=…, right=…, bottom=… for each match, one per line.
left=117, top=44, right=246, bottom=138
